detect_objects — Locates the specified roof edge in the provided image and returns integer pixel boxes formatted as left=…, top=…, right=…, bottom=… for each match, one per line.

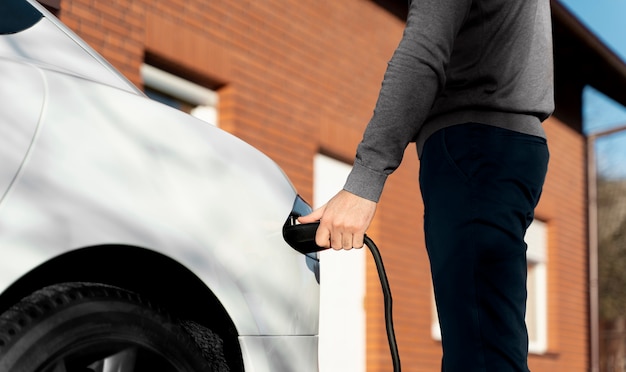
left=552, top=0, right=626, bottom=106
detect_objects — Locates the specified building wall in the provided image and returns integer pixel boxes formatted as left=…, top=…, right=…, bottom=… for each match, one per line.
left=53, top=0, right=589, bottom=370
left=528, top=116, right=589, bottom=370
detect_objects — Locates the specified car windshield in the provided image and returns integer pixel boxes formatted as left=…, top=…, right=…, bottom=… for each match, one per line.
left=0, top=1, right=42, bottom=35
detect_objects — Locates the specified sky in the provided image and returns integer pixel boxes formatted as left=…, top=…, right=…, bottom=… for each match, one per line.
left=559, top=0, right=626, bottom=178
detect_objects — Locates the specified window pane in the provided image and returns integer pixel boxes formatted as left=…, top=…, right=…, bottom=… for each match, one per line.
left=145, top=88, right=186, bottom=112
left=527, top=262, right=538, bottom=342
left=142, top=65, right=218, bottom=126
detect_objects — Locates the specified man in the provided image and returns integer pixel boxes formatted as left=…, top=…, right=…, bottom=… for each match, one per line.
left=299, top=0, right=553, bottom=370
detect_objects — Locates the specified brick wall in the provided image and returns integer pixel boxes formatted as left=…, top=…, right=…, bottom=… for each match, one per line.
left=55, top=0, right=589, bottom=370
left=528, top=116, right=589, bottom=370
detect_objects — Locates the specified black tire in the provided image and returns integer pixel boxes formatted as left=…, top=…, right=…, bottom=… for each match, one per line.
left=0, top=282, right=230, bottom=372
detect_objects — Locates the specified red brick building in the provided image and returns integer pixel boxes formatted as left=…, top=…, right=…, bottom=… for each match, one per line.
left=38, top=0, right=626, bottom=370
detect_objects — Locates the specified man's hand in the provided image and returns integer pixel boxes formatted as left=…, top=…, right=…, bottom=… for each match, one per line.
left=298, top=190, right=377, bottom=250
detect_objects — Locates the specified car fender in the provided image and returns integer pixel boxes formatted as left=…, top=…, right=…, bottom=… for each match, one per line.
left=0, top=67, right=319, bottom=337
left=0, top=60, right=43, bottom=201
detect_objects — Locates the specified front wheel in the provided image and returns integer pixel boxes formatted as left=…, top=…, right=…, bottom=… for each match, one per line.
left=0, top=282, right=230, bottom=372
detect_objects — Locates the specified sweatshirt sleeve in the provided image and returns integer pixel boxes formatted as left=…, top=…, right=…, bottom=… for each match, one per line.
left=344, top=0, right=471, bottom=202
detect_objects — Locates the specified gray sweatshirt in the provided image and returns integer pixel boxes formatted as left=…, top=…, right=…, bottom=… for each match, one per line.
left=344, top=0, right=554, bottom=202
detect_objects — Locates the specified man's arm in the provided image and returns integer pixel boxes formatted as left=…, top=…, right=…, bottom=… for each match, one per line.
left=301, top=0, right=471, bottom=249
left=346, top=0, right=472, bottom=202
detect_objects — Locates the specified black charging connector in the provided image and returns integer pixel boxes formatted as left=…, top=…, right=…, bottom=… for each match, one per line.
left=283, top=221, right=401, bottom=372
left=282, top=220, right=329, bottom=254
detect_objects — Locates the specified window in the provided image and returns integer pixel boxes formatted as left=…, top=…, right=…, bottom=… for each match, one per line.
left=431, top=219, right=548, bottom=354
left=314, top=154, right=366, bottom=372
left=525, top=219, right=548, bottom=353
left=141, top=64, right=218, bottom=126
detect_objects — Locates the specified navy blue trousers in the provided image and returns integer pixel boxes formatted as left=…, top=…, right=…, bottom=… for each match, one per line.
left=419, top=123, right=549, bottom=371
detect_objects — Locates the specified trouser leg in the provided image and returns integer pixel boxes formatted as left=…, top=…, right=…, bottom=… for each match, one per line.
left=419, top=123, right=549, bottom=372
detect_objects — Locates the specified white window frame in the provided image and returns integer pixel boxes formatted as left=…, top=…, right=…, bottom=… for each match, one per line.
left=141, top=64, right=218, bottom=126
left=525, top=219, right=548, bottom=354
left=314, top=154, right=366, bottom=372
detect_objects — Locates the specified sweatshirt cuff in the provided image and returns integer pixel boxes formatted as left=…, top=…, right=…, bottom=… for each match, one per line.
left=343, top=163, right=387, bottom=203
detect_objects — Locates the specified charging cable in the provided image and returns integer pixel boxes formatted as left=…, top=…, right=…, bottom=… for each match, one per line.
left=364, top=234, right=401, bottom=372
left=283, top=221, right=401, bottom=372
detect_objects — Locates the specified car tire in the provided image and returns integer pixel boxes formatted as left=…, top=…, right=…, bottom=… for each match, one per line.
left=0, top=282, right=230, bottom=372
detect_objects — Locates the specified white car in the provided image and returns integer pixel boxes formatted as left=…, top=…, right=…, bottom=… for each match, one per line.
left=0, top=1, right=320, bottom=371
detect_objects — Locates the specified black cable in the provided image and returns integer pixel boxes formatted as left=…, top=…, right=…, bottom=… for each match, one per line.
left=364, top=235, right=401, bottom=372
left=282, top=220, right=401, bottom=371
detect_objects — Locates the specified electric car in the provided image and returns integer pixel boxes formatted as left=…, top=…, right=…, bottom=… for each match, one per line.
left=0, top=1, right=319, bottom=371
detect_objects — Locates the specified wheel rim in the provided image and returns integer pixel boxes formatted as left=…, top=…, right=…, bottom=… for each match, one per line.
left=41, top=339, right=180, bottom=372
